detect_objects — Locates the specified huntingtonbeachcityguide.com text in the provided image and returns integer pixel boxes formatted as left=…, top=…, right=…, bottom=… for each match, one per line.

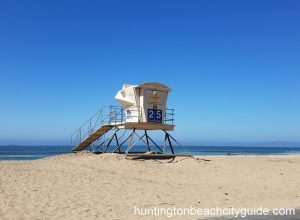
left=134, top=206, right=296, bottom=218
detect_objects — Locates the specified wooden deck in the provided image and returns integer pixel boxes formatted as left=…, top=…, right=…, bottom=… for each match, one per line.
left=115, top=122, right=174, bottom=131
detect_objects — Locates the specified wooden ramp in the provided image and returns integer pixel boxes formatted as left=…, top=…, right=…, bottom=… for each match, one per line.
left=72, top=125, right=114, bottom=151
left=125, top=153, right=192, bottom=159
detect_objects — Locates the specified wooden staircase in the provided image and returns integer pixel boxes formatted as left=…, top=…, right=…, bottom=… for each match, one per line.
left=72, top=125, right=114, bottom=151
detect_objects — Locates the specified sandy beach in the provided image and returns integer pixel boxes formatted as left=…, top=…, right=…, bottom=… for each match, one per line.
left=0, top=152, right=299, bottom=219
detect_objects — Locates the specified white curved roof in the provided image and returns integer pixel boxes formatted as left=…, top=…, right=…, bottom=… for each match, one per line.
left=115, top=82, right=171, bottom=107
left=136, top=82, right=171, bottom=92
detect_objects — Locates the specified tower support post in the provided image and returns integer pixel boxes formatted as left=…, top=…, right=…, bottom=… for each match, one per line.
left=92, top=128, right=183, bottom=155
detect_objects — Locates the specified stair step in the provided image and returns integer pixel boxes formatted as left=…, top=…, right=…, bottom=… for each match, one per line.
left=72, top=125, right=114, bottom=151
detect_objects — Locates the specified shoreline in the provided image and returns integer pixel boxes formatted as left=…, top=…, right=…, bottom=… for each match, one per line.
left=1, top=151, right=300, bottom=163
left=1, top=145, right=300, bottom=162
left=2, top=151, right=299, bottom=159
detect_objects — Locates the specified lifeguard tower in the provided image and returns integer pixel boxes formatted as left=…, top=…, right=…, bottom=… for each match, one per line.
left=71, top=82, right=187, bottom=156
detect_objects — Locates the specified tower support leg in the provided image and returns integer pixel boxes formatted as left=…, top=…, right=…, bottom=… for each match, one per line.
left=145, top=130, right=151, bottom=152
left=93, top=128, right=181, bottom=155
left=103, top=129, right=119, bottom=153
left=112, top=132, right=132, bottom=153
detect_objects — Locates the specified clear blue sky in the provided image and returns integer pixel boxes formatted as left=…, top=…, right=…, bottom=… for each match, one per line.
left=0, top=0, right=299, bottom=146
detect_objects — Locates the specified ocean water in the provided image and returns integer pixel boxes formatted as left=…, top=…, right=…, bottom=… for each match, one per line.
left=0, top=145, right=300, bottom=161
left=0, top=145, right=71, bottom=161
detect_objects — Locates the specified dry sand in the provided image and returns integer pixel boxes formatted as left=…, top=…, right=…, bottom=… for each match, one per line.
left=0, top=152, right=299, bottom=219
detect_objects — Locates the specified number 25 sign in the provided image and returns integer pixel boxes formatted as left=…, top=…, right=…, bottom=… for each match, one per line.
left=147, top=109, right=162, bottom=123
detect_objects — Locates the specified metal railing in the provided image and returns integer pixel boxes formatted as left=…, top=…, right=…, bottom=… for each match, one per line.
left=165, top=109, right=175, bottom=125
left=71, top=105, right=175, bottom=148
left=71, top=106, right=124, bottom=148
